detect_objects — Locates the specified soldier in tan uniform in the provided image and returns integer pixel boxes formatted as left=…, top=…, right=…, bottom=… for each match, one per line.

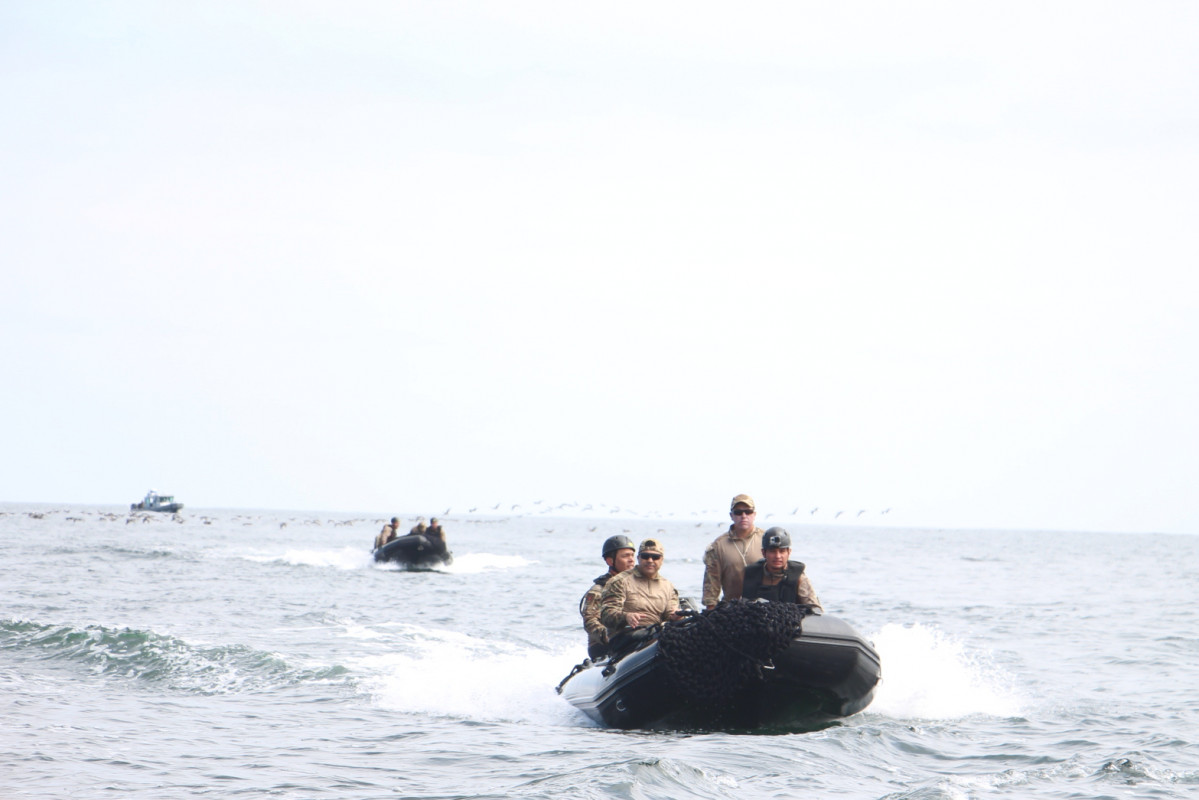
left=579, top=535, right=636, bottom=660
left=701, top=494, right=764, bottom=609
left=374, top=517, right=400, bottom=550
left=600, top=538, right=682, bottom=644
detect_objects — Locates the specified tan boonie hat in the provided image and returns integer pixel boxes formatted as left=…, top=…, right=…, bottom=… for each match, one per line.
left=638, top=538, right=665, bottom=556
left=730, top=494, right=756, bottom=511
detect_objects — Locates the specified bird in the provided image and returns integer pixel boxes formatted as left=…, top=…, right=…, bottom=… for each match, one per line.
left=810, top=507, right=819, bottom=515
left=857, top=510, right=866, bottom=517
left=834, top=510, right=844, bottom=519
left=881, top=508, right=891, bottom=514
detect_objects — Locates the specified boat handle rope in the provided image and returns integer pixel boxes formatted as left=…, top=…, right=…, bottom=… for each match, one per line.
left=555, top=660, right=591, bottom=694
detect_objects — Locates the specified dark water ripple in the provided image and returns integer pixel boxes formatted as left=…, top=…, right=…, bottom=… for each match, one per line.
left=1, top=618, right=349, bottom=694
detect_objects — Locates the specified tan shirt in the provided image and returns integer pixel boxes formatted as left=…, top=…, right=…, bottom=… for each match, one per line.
left=599, top=566, right=680, bottom=635
left=701, top=526, right=763, bottom=607
left=374, top=524, right=395, bottom=549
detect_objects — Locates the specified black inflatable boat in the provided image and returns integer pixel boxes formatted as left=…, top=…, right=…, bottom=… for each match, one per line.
left=372, top=533, right=453, bottom=569
left=556, top=600, right=881, bottom=730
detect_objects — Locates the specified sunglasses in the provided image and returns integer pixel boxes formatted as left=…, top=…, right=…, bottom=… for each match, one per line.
left=732, top=509, right=755, bottom=516
left=639, top=553, right=662, bottom=560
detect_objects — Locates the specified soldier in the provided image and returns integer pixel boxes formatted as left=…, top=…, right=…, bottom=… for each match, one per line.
left=409, top=517, right=428, bottom=536
left=701, top=494, right=765, bottom=609
left=427, top=517, right=446, bottom=542
left=599, top=538, right=682, bottom=647
left=741, top=527, right=822, bottom=609
left=374, top=517, right=399, bottom=549
left=579, top=535, right=636, bottom=660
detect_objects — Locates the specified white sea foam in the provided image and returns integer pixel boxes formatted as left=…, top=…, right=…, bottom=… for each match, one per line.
left=240, top=547, right=374, bottom=570
left=357, top=628, right=585, bottom=725
left=867, top=622, right=1024, bottom=720
left=440, top=552, right=535, bottom=574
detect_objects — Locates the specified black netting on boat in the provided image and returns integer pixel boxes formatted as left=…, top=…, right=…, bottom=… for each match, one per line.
left=657, top=599, right=806, bottom=706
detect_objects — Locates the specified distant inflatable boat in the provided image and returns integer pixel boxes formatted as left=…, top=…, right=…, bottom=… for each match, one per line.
left=373, top=534, right=453, bottom=569
left=556, top=600, right=881, bottom=731
left=130, top=490, right=183, bottom=513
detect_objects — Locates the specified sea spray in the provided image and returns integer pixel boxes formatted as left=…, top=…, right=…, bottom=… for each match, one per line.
left=868, top=622, right=1023, bottom=719
left=356, top=625, right=585, bottom=725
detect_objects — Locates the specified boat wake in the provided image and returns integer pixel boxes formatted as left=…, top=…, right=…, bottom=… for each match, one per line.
left=238, top=546, right=375, bottom=570
left=438, top=552, right=533, bottom=574
left=867, top=622, right=1023, bottom=720
left=354, top=625, right=583, bottom=725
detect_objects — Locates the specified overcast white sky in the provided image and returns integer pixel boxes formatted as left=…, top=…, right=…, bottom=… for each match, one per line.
left=3, top=2, right=1197, bottom=533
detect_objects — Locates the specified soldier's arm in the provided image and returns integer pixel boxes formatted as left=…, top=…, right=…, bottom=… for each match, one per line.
left=797, top=573, right=822, bottom=611
left=599, top=576, right=628, bottom=631
left=581, top=586, right=606, bottom=636
left=664, top=583, right=681, bottom=622
left=701, top=544, right=721, bottom=608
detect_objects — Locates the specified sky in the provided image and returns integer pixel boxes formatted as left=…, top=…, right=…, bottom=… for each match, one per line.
left=3, top=2, right=1198, bottom=534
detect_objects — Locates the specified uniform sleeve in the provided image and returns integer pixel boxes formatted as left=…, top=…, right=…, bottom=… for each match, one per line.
left=581, top=585, right=606, bottom=637
left=701, top=541, right=722, bottom=607
left=797, top=573, right=822, bottom=611
left=664, top=582, right=680, bottom=622
left=600, top=575, right=629, bottom=632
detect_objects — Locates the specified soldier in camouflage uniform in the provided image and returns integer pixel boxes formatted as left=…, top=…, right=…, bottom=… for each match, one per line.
left=701, top=494, right=764, bottom=609
left=580, top=535, right=636, bottom=660
left=600, top=538, right=682, bottom=644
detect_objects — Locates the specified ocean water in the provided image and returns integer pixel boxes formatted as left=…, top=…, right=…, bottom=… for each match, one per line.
left=2, top=503, right=1197, bottom=799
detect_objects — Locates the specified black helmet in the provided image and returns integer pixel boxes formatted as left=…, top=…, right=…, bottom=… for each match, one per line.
left=602, top=534, right=635, bottom=558
left=762, top=527, right=792, bottom=549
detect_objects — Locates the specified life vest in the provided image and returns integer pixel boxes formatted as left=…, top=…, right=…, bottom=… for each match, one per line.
left=741, top=559, right=806, bottom=603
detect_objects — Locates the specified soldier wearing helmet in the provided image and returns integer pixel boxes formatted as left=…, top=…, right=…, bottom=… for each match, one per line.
left=579, top=534, right=637, bottom=660
left=741, top=527, right=822, bottom=609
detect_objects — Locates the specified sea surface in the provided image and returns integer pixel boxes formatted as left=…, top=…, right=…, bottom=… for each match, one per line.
left=3, top=503, right=1197, bottom=799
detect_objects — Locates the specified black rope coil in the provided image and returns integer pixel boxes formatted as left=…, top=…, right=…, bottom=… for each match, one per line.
left=657, top=599, right=806, bottom=706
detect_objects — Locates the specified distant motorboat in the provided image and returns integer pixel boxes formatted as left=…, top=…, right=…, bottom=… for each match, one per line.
left=131, top=490, right=183, bottom=513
